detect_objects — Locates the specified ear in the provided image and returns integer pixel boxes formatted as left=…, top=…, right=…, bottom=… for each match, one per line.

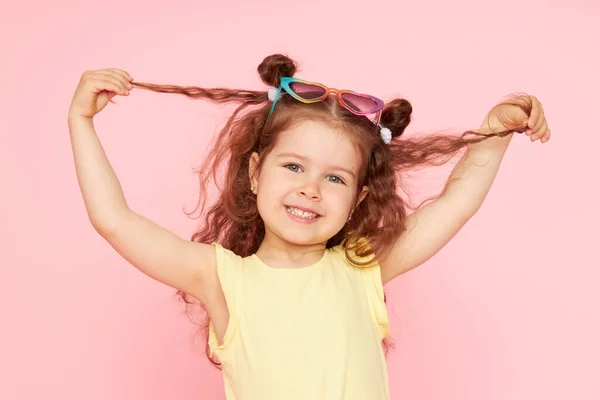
left=357, top=185, right=369, bottom=206
left=249, top=152, right=261, bottom=191
left=353, top=185, right=369, bottom=212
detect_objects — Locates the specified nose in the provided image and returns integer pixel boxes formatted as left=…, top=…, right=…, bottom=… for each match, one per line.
left=297, top=179, right=321, bottom=201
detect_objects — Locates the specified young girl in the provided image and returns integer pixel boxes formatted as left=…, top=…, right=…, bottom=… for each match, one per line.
left=68, top=54, right=550, bottom=399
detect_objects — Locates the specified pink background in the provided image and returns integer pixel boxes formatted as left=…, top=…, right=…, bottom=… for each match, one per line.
left=1, top=0, right=599, bottom=399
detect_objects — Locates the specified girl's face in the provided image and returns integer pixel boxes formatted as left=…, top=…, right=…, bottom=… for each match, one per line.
left=250, top=119, right=369, bottom=248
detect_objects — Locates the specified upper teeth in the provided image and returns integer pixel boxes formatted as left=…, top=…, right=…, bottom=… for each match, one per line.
left=287, top=207, right=318, bottom=219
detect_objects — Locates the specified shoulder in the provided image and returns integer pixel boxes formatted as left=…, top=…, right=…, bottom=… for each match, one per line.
left=328, top=241, right=384, bottom=290
left=212, top=242, right=244, bottom=264
left=202, top=243, right=245, bottom=316
left=330, top=242, right=389, bottom=337
left=210, top=242, right=249, bottom=283
left=329, top=239, right=379, bottom=269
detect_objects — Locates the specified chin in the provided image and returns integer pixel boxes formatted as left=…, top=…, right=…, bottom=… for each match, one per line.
left=278, top=230, right=324, bottom=246
left=277, top=223, right=342, bottom=247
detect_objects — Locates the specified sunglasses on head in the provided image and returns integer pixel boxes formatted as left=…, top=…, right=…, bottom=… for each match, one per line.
left=269, top=77, right=385, bottom=124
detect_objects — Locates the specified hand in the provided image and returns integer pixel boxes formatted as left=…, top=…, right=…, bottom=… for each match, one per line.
left=68, top=69, right=134, bottom=120
left=488, top=94, right=551, bottom=144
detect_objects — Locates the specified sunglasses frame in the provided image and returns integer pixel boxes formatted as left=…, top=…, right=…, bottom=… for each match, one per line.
left=269, top=77, right=384, bottom=124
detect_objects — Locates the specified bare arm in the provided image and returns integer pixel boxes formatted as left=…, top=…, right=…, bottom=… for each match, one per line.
left=68, top=114, right=129, bottom=227
left=379, top=120, right=512, bottom=283
left=67, top=71, right=217, bottom=303
left=379, top=95, right=550, bottom=283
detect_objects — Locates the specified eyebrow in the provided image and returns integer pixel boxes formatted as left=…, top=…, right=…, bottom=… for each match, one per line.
left=275, top=152, right=356, bottom=179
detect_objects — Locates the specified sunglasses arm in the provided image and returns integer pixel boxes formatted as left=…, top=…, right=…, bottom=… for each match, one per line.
left=268, top=86, right=284, bottom=115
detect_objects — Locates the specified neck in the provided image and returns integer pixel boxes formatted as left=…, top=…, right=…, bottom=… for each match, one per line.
left=255, top=228, right=327, bottom=269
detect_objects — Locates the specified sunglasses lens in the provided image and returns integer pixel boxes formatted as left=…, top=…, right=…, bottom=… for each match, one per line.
left=340, top=93, right=380, bottom=113
left=289, top=81, right=326, bottom=100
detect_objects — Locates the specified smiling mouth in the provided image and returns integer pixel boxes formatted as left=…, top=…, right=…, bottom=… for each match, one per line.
left=285, top=206, right=321, bottom=220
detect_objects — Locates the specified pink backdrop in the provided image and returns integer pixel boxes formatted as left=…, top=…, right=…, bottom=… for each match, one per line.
left=1, top=0, right=599, bottom=399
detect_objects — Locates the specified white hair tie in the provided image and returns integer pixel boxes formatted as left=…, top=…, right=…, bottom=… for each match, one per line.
left=379, top=126, right=392, bottom=144
left=267, top=87, right=279, bottom=101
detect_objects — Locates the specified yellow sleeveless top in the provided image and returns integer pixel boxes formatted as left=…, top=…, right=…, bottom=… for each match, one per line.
left=208, top=242, right=390, bottom=400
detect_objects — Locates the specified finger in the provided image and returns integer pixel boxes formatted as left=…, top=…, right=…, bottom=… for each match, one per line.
left=527, top=108, right=545, bottom=136
left=537, top=120, right=549, bottom=142
left=90, top=72, right=129, bottom=95
left=530, top=120, right=548, bottom=142
left=533, top=107, right=545, bottom=132
left=98, top=72, right=130, bottom=93
left=107, top=68, right=134, bottom=82
left=92, top=70, right=131, bottom=92
left=89, top=79, right=125, bottom=97
left=101, top=70, right=133, bottom=90
left=542, top=129, right=551, bottom=143
left=526, top=96, right=540, bottom=130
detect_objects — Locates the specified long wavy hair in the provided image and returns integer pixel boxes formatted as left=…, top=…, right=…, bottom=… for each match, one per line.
left=130, top=54, right=531, bottom=366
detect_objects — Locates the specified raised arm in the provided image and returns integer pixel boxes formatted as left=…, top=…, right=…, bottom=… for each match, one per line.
left=379, top=95, right=550, bottom=284
left=67, top=70, right=218, bottom=305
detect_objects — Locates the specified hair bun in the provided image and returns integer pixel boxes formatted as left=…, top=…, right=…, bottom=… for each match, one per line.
left=257, top=54, right=297, bottom=87
left=380, top=99, right=412, bottom=138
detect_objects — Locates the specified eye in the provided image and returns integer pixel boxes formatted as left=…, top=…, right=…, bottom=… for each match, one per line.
left=327, top=175, right=346, bottom=185
left=284, top=163, right=303, bottom=173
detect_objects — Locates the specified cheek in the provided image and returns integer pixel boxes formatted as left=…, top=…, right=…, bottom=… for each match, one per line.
left=258, top=170, right=285, bottom=196
left=256, top=173, right=290, bottom=211
left=258, top=166, right=297, bottom=195
left=324, top=188, right=355, bottom=215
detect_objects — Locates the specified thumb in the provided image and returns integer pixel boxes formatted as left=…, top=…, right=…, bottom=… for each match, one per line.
left=106, top=91, right=121, bottom=106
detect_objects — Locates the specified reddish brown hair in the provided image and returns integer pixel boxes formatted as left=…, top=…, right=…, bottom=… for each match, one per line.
left=131, top=54, right=532, bottom=366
